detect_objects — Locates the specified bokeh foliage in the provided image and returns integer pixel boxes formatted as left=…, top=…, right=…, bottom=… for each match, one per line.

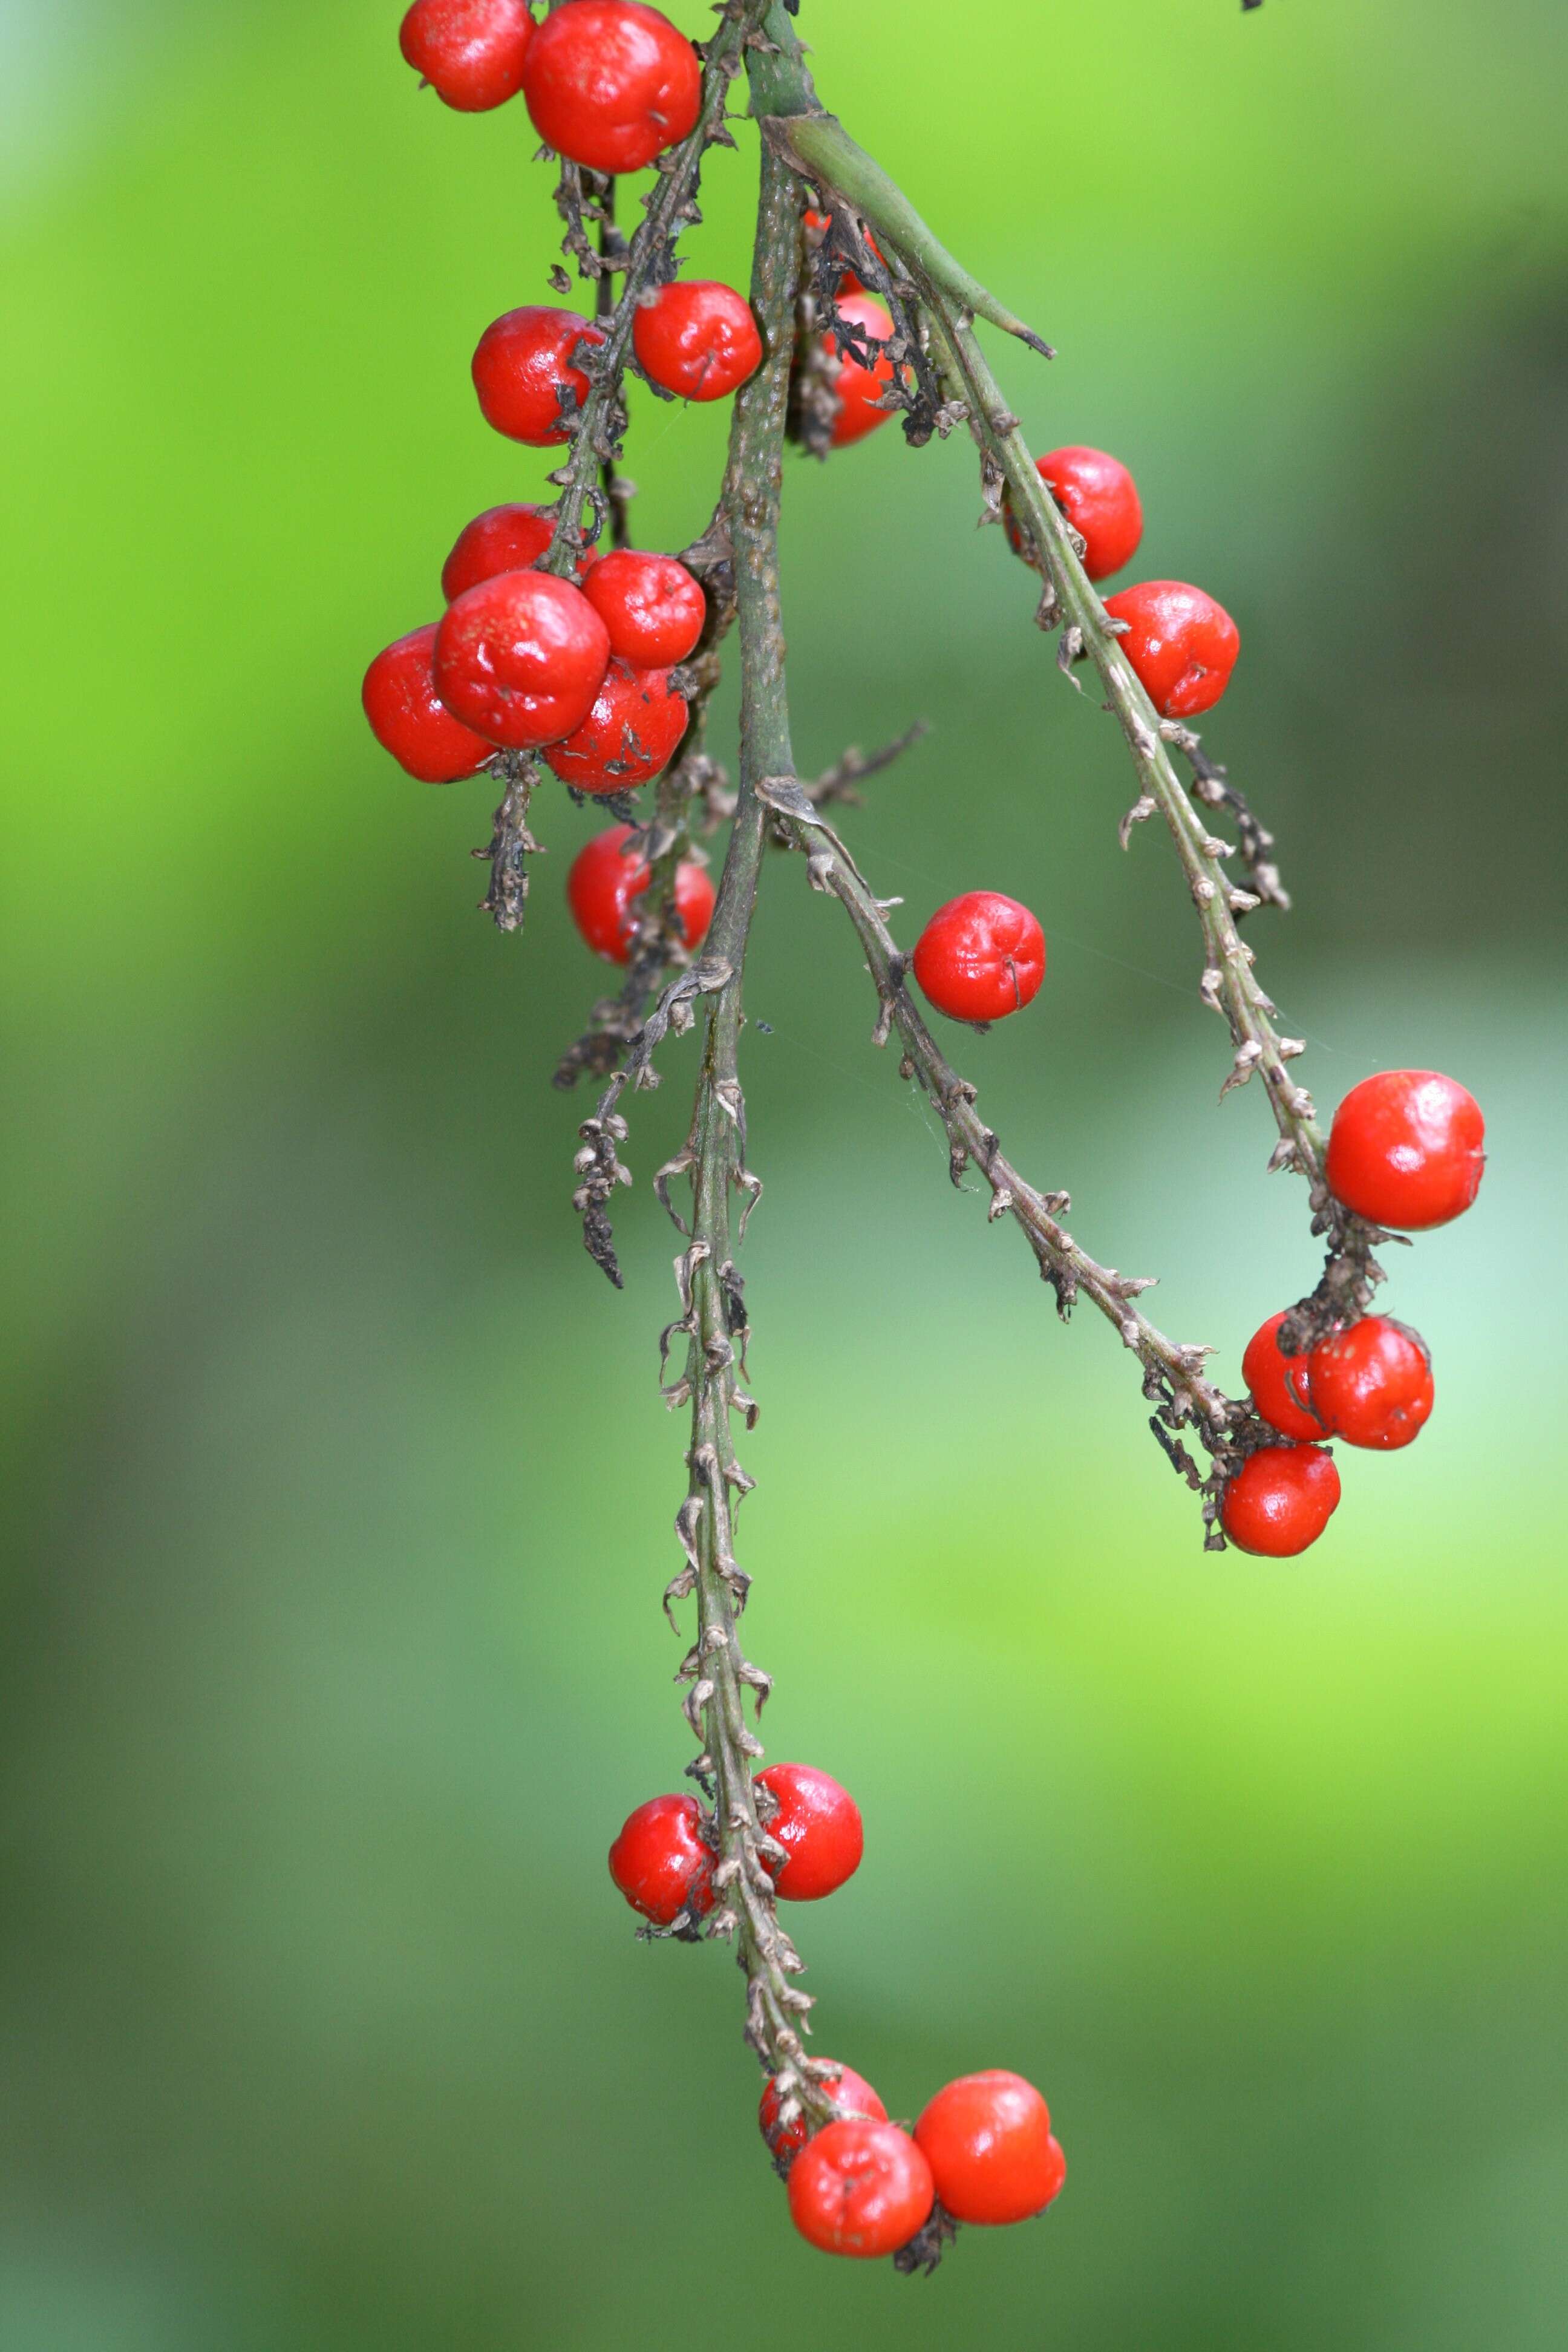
left=2, top=2, right=1566, bottom=2345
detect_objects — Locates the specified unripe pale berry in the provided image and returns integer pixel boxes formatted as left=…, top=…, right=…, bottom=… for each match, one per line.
left=434, top=569, right=610, bottom=748
left=1242, top=1310, right=1324, bottom=1442
left=759, top=2063, right=886, bottom=2169
left=607, top=1793, right=715, bottom=1926
left=1102, top=580, right=1240, bottom=717
left=566, top=824, right=714, bottom=962
left=472, top=305, right=606, bottom=446
left=755, top=1763, right=863, bottom=1903
left=633, top=281, right=763, bottom=402
left=912, top=892, right=1046, bottom=1024
left=521, top=0, right=701, bottom=175
left=1220, top=1443, right=1341, bottom=1558
left=786, top=2119, right=935, bottom=2258
left=582, top=548, right=706, bottom=668
left=362, top=624, right=496, bottom=782
left=1308, top=1317, right=1434, bottom=1451
left=915, top=2071, right=1066, bottom=2227
left=1325, top=1070, right=1485, bottom=1232
left=399, top=0, right=534, bottom=113
left=1005, top=445, right=1143, bottom=581
left=543, top=659, right=688, bottom=792
left=823, top=294, right=898, bottom=448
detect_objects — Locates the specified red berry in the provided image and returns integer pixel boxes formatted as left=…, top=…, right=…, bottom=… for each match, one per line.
left=1102, top=580, right=1240, bottom=717
left=759, top=2063, right=887, bottom=2169
left=434, top=570, right=610, bottom=749
left=803, top=206, right=884, bottom=294
left=521, top=0, right=701, bottom=175
left=543, top=658, right=687, bottom=792
left=399, top=0, right=534, bottom=112
left=911, top=892, right=1046, bottom=1025
left=1242, top=1310, right=1324, bottom=1443
left=1308, top=1317, right=1434, bottom=1452
left=915, top=2071, right=1065, bottom=2227
left=754, top=1763, right=863, bottom=1903
left=633, top=280, right=762, bottom=403
left=1005, top=446, right=1143, bottom=582
left=362, top=624, right=496, bottom=783
left=787, top=2119, right=934, bottom=2259
left=1220, top=1443, right=1342, bottom=1558
left=582, top=548, right=706, bottom=668
left=566, top=823, right=714, bottom=962
left=441, top=504, right=554, bottom=602
left=607, top=1793, right=716, bottom=1927
left=822, top=294, right=898, bottom=448
left=1325, top=1070, right=1485, bottom=1232
left=472, top=306, right=606, bottom=447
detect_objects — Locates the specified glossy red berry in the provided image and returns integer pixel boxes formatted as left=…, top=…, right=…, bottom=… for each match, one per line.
left=472, top=306, right=606, bottom=447
left=607, top=1793, right=715, bottom=1927
left=1102, top=580, right=1240, bottom=717
left=441, top=504, right=554, bottom=602
left=1325, top=1071, right=1485, bottom=1232
left=1308, top=1318, right=1434, bottom=1451
left=754, top=1763, right=863, bottom=1903
left=434, top=569, right=610, bottom=749
left=1005, top=446, right=1143, bottom=582
left=787, top=2119, right=935, bottom=2259
left=566, top=823, right=713, bottom=962
left=803, top=206, right=884, bottom=294
left=759, top=2063, right=887, bottom=2169
left=912, top=892, right=1046, bottom=1024
left=1242, top=1310, right=1324, bottom=1442
left=915, top=2071, right=1066, bottom=2227
left=362, top=624, right=496, bottom=783
left=1220, top=1443, right=1342, bottom=1558
left=582, top=548, right=706, bottom=668
left=823, top=294, right=898, bottom=448
left=633, top=281, right=762, bottom=403
left=543, top=659, right=687, bottom=792
left=521, top=0, right=701, bottom=174
left=399, top=0, right=534, bottom=112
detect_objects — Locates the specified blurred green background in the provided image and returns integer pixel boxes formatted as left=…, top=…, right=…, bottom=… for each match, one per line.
left=3, top=0, right=1566, bottom=2344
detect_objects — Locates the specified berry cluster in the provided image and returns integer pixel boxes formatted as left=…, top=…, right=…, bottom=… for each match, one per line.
left=612, top=1772, right=1065, bottom=2258
left=368, top=0, right=1491, bottom=2284
left=1224, top=1071, right=1483, bottom=1556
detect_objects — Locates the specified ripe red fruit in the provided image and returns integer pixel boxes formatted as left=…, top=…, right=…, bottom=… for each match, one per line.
left=823, top=293, right=898, bottom=448
left=915, top=2071, right=1066, bottom=2227
left=1220, top=1443, right=1342, bottom=1558
left=1308, top=1317, right=1434, bottom=1451
left=759, top=2063, right=887, bottom=2169
left=1005, top=446, right=1143, bottom=582
left=911, top=892, right=1046, bottom=1024
left=566, top=823, right=714, bottom=962
left=754, top=1763, right=863, bottom=1903
left=472, top=306, right=606, bottom=447
left=787, top=2119, right=935, bottom=2259
left=521, top=0, right=701, bottom=175
left=582, top=548, right=706, bottom=668
left=607, top=1793, right=716, bottom=1927
left=434, top=570, right=610, bottom=749
left=362, top=624, right=497, bottom=783
left=399, top=0, right=534, bottom=112
left=633, top=281, right=763, bottom=402
left=1325, top=1070, right=1485, bottom=1232
left=803, top=206, right=884, bottom=294
left=1242, top=1310, right=1324, bottom=1442
left=543, top=659, right=687, bottom=792
left=1102, top=580, right=1240, bottom=717
left=441, top=504, right=554, bottom=602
